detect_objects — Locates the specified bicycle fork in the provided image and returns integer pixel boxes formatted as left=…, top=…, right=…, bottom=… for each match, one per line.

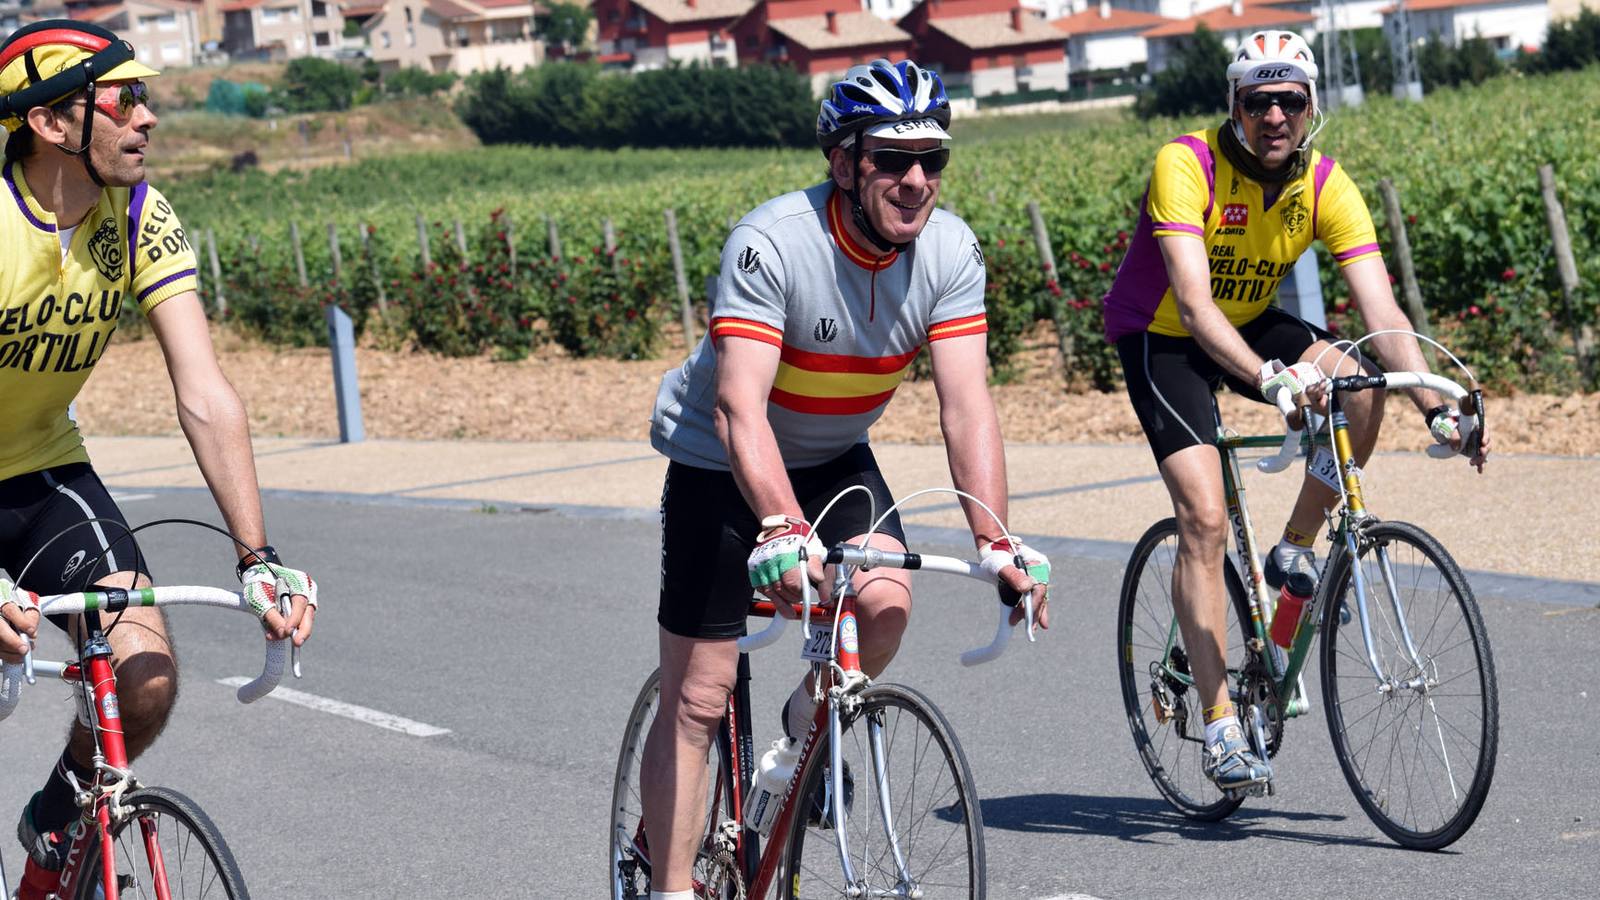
left=824, top=597, right=920, bottom=899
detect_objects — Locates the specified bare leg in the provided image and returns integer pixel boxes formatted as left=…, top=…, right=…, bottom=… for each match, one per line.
left=639, top=631, right=739, bottom=893
left=1158, top=445, right=1232, bottom=712
left=1285, top=342, right=1385, bottom=538
left=65, top=572, right=177, bottom=768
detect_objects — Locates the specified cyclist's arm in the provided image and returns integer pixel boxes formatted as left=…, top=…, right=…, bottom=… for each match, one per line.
left=713, top=336, right=803, bottom=521
left=1159, top=234, right=1263, bottom=384
left=146, top=292, right=267, bottom=555
left=929, top=333, right=1047, bottom=626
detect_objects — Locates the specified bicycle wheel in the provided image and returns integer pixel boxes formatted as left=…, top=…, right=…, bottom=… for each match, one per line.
left=1117, top=517, right=1254, bottom=820
left=74, top=785, right=248, bottom=900
left=610, top=669, right=742, bottom=899
left=779, top=682, right=983, bottom=899
left=1320, top=520, right=1498, bottom=850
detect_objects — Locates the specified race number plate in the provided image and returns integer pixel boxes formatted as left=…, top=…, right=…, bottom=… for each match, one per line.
left=801, top=626, right=834, bottom=661
left=1308, top=446, right=1342, bottom=492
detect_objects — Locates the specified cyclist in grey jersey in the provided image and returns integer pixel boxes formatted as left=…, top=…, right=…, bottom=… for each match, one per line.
left=652, top=180, right=987, bottom=469
left=639, top=59, right=1051, bottom=900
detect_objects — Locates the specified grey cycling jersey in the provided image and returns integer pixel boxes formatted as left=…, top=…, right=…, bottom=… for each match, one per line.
left=650, top=182, right=988, bottom=470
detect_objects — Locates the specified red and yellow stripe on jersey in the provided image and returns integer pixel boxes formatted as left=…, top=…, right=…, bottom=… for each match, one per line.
left=709, top=311, right=988, bottom=416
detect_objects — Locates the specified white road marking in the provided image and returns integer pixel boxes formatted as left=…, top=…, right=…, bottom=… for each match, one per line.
left=1036, top=894, right=1111, bottom=900
left=110, top=492, right=154, bottom=503
left=217, top=677, right=451, bottom=737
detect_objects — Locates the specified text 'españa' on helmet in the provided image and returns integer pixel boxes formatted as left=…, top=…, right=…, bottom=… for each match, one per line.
left=0, top=20, right=159, bottom=133
left=817, top=59, right=952, bottom=155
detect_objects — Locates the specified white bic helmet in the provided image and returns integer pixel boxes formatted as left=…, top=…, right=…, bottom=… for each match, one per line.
left=1225, top=30, right=1323, bottom=147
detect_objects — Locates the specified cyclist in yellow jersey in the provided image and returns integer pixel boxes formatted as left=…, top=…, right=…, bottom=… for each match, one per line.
left=0, top=22, right=317, bottom=890
left=1101, top=30, right=1488, bottom=791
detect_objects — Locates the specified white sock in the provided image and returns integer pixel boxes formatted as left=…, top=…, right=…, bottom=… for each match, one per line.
left=1271, top=538, right=1313, bottom=569
left=651, top=891, right=694, bottom=900
left=785, top=683, right=817, bottom=740
left=1205, top=714, right=1242, bottom=747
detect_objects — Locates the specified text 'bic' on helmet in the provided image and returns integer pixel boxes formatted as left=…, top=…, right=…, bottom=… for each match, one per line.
left=1224, top=29, right=1318, bottom=111
left=0, top=20, right=160, bottom=132
left=817, top=59, right=952, bottom=156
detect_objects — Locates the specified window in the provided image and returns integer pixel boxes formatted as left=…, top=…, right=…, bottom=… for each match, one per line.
left=380, top=30, right=391, bottom=48
left=261, top=7, right=281, bottom=23
left=406, top=26, right=416, bottom=47
left=315, top=31, right=332, bottom=46
left=293, top=34, right=305, bottom=50
left=455, top=25, right=470, bottom=45
left=312, top=0, right=328, bottom=15
left=161, top=41, right=183, bottom=61
left=404, top=7, right=413, bottom=23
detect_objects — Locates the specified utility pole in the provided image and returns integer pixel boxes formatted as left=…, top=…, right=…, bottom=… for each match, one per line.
left=1319, top=0, right=1363, bottom=109
left=1389, top=0, right=1423, bottom=100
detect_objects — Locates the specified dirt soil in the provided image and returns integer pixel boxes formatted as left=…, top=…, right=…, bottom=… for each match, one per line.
left=74, top=330, right=1598, bottom=457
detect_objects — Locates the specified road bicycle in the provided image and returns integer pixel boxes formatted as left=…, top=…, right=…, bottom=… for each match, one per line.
left=611, top=488, right=1040, bottom=899
left=0, top=583, right=296, bottom=900
left=1117, top=339, right=1498, bottom=850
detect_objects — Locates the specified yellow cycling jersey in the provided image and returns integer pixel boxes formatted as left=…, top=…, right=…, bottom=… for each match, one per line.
left=0, top=160, right=199, bottom=482
left=1102, top=127, right=1381, bottom=342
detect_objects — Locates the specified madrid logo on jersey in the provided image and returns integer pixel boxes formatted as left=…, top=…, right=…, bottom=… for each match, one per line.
left=737, top=246, right=761, bottom=274
left=1222, top=204, right=1249, bottom=227
left=87, top=217, right=125, bottom=281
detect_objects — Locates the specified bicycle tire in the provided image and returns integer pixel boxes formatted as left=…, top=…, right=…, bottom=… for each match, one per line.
left=1319, top=520, right=1498, bottom=850
left=779, top=682, right=984, bottom=899
left=74, top=785, right=248, bottom=900
left=1116, top=517, right=1253, bottom=821
left=610, top=669, right=743, bottom=899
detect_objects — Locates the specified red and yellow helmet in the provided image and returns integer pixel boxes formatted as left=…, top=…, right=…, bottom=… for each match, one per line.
left=0, top=20, right=160, bottom=133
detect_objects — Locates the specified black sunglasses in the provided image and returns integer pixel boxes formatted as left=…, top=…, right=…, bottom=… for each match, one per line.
left=1239, top=89, right=1310, bottom=118
left=867, top=147, right=950, bottom=176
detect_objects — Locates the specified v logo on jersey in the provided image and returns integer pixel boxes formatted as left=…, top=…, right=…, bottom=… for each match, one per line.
left=1223, top=204, right=1249, bottom=226
left=813, top=318, right=838, bottom=343
left=737, top=247, right=760, bottom=274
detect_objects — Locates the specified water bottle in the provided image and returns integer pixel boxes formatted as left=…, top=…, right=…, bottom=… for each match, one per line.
left=1269, top=572, right=1315, bottom=649
left=744, top=737, right=801, bottom=836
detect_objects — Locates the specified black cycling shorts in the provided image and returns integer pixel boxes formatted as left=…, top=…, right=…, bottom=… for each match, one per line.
left=0, top=463, right=152, bottom=628
left=658, top=443, right=906, bottom=640
left=1117, top=306, right=1337, bottom=463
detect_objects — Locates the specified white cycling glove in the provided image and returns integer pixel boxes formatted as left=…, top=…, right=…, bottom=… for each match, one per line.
left=1425, top=404, right=1480, bottom=457
left=1258, top=360, right=1325, bottom=405
left=0, top=578, right=39, bottom=614
left=747, top=515, right=824, bottom=592
left=239, top=560, right=319, bottom=621
left=979, top=538, right=1051, bottom=606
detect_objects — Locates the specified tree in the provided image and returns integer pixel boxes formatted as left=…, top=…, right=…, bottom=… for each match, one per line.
left=280, top=56, right=362, bottom=112
left=1136, top=25, right=1230, bottom=119
left=536, top=2, right=593, bottom=50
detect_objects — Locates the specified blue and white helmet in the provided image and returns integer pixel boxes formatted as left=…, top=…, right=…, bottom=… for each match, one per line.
left=817, top=59, right=951, bottom=156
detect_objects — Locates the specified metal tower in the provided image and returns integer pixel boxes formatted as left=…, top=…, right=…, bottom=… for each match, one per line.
left=1318, top=0, right=1364, bottom=109
left=1389, top=0, right=1423, bottom=100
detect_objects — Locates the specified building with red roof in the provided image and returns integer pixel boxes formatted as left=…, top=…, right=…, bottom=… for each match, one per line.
left=1379, top=0, right=1548, bottom=52
left=61, top=0, right=207, bottom=67
left=361, top=0, right=545, bottom=74
left=221, top=0, right=347, bottom=59
left=592, top=0, right=752, bottom=70
left=899, top=0, right=1069, bottom=97
left=1052, top=0, right=1169, bottom=76
left=1140, top=0, right=1314, bottom=72
left=728, top=0, right=913, bottom=91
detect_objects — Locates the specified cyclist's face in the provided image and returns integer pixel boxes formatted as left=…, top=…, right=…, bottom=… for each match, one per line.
left=1234, top=81, right=1309, bottom=169
left=60, top=80, right=158, bottom=187
left=834, top=136, right=943, bottom=246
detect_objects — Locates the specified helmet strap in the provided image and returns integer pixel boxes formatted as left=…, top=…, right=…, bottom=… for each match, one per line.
left=845, top=133, right=910, bottom=255
left=50, top=84, right=107, bottom=188
left=1220, top=114, right=1309, bottom=186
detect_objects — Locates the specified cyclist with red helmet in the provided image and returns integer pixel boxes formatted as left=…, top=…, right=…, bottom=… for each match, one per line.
left=641, top=58, right=1049, bottom=900
left=1102, top=30, right=1487, bottom=791
left=0, top=22, right=317, bottom=895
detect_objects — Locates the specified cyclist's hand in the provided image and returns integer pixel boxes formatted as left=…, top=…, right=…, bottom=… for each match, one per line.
left=240, top=562, right=318, bottom=647
left=0, top=578, right=40, bottom=664
left=1259, top=359, right=1326, bottom=416
left=1427, top=406, right=1490, bottom=473
left=748, top=515, right=824, bottom=612
left=979, top=539, right=1050, bottom=631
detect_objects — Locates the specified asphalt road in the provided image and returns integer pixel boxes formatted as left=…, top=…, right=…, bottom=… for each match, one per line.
left=2, top=492, right=1595, bottom=899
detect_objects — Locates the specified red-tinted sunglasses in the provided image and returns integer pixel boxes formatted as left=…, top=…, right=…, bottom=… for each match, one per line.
left=91, top=81, right=150, bottom=122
